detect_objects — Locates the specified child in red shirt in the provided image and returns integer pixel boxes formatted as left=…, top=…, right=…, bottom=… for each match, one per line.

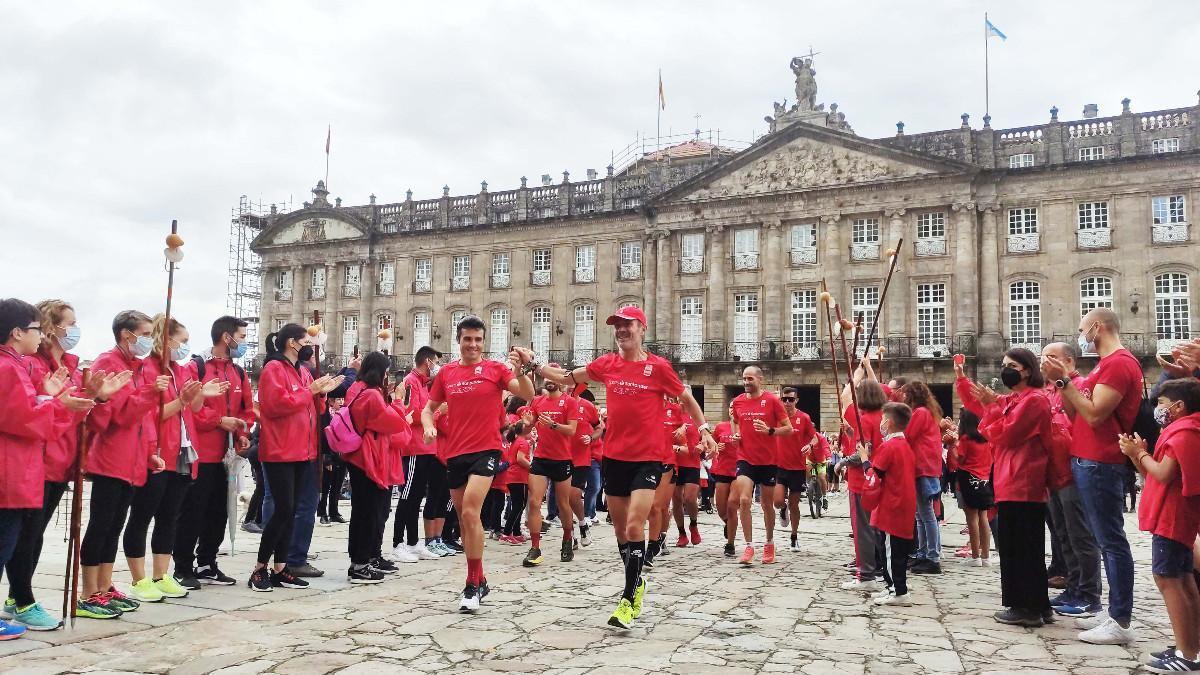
left=1120, top=378, right=1200, bottom=671
left=861, top=402, right=917, bottom=607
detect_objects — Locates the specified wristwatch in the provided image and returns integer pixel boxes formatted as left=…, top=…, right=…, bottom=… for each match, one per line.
left=768, top=427, right=776, bottom=436
left=1055, top=378, right=1069, bottom=390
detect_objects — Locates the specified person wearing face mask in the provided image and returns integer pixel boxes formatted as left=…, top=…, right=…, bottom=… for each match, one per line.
left=961, top=348, right=1053, bottom=627
left=1119, top=378, right=1200, bottom=673
left=77, top=310, right=170, bottom=618
left=0, top=299, right=97, bottom=638
left=1042, top=307, right=1144, bottom=645
left=393, top=346, right=450, bottom=562
left=249, top=324, right=343, bottom=592
left=172, top=316, right=256, bottom=589
left=123, top=316, right=228, bottom=604
left=859, top=402, right=917, bottom=607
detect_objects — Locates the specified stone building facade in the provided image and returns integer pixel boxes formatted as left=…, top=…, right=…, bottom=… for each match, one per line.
left=249, top=63, right=1200, bottom=429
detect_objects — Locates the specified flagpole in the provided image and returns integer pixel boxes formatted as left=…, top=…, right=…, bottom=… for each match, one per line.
left=984, top=12, right=990, bottom=117
left=325, top=124, right=330, bottom=189
left=656, top=69, right=662, bottom=158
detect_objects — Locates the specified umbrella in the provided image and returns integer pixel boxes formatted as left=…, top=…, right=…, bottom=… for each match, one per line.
left=222, top=434, right=246, bottom=554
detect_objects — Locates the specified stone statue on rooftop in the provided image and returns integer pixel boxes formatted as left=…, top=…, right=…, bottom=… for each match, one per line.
left=790, top=57, right=818, bottom=111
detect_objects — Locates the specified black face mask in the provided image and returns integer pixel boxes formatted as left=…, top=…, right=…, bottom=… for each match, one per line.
left=297, top=345, right=315, bottom=363
left=1000, top=366, right=1023, bottom=389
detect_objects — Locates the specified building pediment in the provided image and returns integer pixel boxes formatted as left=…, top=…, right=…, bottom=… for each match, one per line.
left=252, top=209, right=369, bottom=250
left=653, top=123, right=977, bottom=204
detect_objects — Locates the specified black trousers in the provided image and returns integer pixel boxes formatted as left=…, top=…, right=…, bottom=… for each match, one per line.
left=347, top=464, right=390, bottom=565
left=5, top=481, right=67, bottom=606
left=173, top=463, right=228, bottom=570
left=996, top=501, right=1051, bottom=612
left=80, top=475, right=135, bottom=566
left=878, top=533, right=914, bottom=596
left=258, top=461, right=308, bottom=565
left=443, top=498, right=460, bottom=543
left=318, top=457, right=346, bottom=519
left=504, top=484, right=528, bottom=536
left=482, top=489, right=505, bottom=533
left=244, top=457, right=264, bottom=524
left=124, top=470, right=192, bottom=559
left=394, top=454, right=448, bottom=547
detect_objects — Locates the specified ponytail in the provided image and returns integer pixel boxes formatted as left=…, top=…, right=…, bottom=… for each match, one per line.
left=266, top=323, right=306, bottom=356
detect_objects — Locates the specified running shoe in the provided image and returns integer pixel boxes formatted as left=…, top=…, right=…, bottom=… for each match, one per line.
left=1053, top=601, right=1102, bottom=618
left=330, top=514, right=347, bottom=524
left=129, top=578, right=164, bottom=603
left=0, top=599, right=12, bottom=620
left=779, top=506, right=788, bottom=527
left=676, top=535, right=689, bottom=548
left=954, top=545, right=973, bottom=558
left=822, top=497, right=829, bottom=510
left=560, top=539, right=574, bottom=562
left=154, top=576, right=190, bottom=599
left=875, top=593, right=913, bottom=607
left=479, top=578, right=491, bottom=602
left=271, top=567, right=310, bottom=589
left=1078, top=617, right=1136, bottom=645
left=580, top=525, right=592, bottom=547
left=762, top=542, right=776, bottom=564
left=789, top=534, right=800, bottom=552
left=689, top=525, right=702, bottom=546
left=443, top=540, right=464, bottom=554
left=739, top=545, right=755, bottom=565
left=13, top=602, right=61, bottom=631
left=0, top=620, right=26, bottom=640
left=417, top=542, right=445, bottom=559
left=194, top=564, right=237, bottom=585
left=607, top=598, right=634, bottom=630
left=241, top=521, right=263, bottom=534
left=247, top=568, right=272, bottom=592
left=1146, top=652, right=1200, bottom=673
left=173, top=570, right=201, bottom=591
left=512, top=534, right=528, bottom=545
left=840, top=578, right=883, bottom=592
left=348, top=566, right=385, bottom=585
left=539, top=522, right=552, bottom=535
left=319, top=516, right=330, bottom=526
left=631, top=579, right=647, bottom=619
left=289, top=563, right=325, bottom=578
left=76, top=594, right=122, bottom=619
left=459, top=584, right=481, bottom=613
left=522, top=547, right=544, bottom=567
left=370, top=557, right=399, bottom=575
left=105, top=588, right=140, bottom=613
left=993, top=608, right=1043, bottom=627
left=724, top=542, right=736, bottom=558
left=1049, top=591, right=1078, bottom=608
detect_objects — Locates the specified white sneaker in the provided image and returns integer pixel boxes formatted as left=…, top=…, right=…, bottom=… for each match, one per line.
left=459, top=586, right=480, bottom=613
left=871, top=588, right=894, bottom=602
left=840, top=578, right=883, bottom=592
left=1074, top=614, right=1108, bottom=631
left=981, top=558, right=991, bottom=567
left=875, top=592, right=913, bottom=607
left=580, top=527, right=592, bottom=547
left=391, top=544, right=419, bottom=563
left=972, top=558, right=983, bottom=567
left=1078, top=617, right=1136, bottom=645
left=415, top=544, right=442, bottom=560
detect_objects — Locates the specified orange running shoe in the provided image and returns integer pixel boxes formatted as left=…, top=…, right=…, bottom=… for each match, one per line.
left=676, top=535, right=689, bottom=548
left=762, top=542, right=776, bottom=564
left=690, top=525, right=702, bottom=546
left=739, top=545, right=755, bottom=565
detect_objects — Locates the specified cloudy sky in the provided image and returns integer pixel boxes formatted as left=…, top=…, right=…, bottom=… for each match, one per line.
left=3, top=0, right=1196, bottom=358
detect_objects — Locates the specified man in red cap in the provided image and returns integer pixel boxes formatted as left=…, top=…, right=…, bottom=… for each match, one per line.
left=523, top=364, right=578, bottom=567
left=536, top=305, right=716, bottom=629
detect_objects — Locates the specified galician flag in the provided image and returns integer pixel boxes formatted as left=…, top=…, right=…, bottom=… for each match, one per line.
left=985, top=18, right=1007, bottom=40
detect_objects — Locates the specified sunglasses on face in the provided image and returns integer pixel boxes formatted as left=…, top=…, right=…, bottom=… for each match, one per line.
left=781, top=397, right=797, bottom=402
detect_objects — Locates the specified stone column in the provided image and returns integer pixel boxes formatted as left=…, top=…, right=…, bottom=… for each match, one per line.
left=654, top=231, right=672, bottom=343
left=360, top=258, right=376, bottom=355
left=883, top=209, right=908, bottom=338
left=762, top=218, right=784, bottom=340
left=705, top=225, right=726, bottom=342
left=324, top=262, right=339, bottom=339
left=977, top=204, right=1004, bottom=357
left=951, top=202, right=978, bottom=337
left=642, top=232, right=658, bottom=342
left=819, top=213, right=843, bottom=305
left=290, top=265, right=304, bottom=325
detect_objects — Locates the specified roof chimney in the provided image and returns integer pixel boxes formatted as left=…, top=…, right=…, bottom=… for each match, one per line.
left=1082, top=103, right=1099, bottom=119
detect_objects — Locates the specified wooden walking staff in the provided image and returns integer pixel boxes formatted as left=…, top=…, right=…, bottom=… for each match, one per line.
left=819, top=279, right=842, bottom=408
left=64, top=368, right=90, bottom=628
left=859, top=238, right=904, bottom=368
left=157, top=221, right=185, bottom=460
left=847, top=312, right=864, bottom=388
left=826, top=291, right=866, bottom=443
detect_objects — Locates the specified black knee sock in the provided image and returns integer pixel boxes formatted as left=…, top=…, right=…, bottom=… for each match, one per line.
left=618, top=541, right=629, bottom=565
left=623, top=541, right=645, bottom=601
left=646, top=538, right=661, bottom=562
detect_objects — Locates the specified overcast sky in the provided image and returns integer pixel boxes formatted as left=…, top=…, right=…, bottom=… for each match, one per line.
left=3, top=0, right=1196, bottom=359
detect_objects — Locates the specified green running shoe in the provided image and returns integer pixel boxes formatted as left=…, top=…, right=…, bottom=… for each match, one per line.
left=607, top=598, right=634, bottom=630
left=154, top=576, right=190, bottom=599
left=104, top=588, right=140, bottom=613
left=14, top=602, right=62, bottom=631
left=631, top=579, right=647, bottom=619
left=129, top=578, right=163, bottom=603
left=76, top=594, right=122, bottom=620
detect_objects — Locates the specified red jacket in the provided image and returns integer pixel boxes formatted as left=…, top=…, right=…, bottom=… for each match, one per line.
left=142, top=357, right=201, bottom=479
left=86, top=347, right=160, bottom=486
left=341, top=383, right=411, bottom=489
left=29, top=347, right=84, bottom=483
left=258, top=357, right=325, bottom=463
left=192, top=357, right=256, bottom=464
left=907, top=406, right=943, bottom=478
left=400, top=369, right=436, bottom=457
left=978, top=387, right=1052, bottom=503
left=0, top=346, right=71, bottom=508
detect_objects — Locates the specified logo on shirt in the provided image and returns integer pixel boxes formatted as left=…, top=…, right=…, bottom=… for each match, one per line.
left=643, top=364, right=653, bottom=377
left=558, top=399, right=564, bottom=408
left=760, top=399, right=766, bottom=407
left=291, top=384, right=299, bottom=391
left=475, top=365, right=483, bottom=375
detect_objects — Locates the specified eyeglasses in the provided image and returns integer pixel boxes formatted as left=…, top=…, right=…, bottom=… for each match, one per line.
left=23, top=324, right=43, bottom=334
left=780, top=397, right=797, bottom=402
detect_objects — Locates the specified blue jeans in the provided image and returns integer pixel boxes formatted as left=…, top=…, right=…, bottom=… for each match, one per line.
left=914, top=476, right=942, bottom=562
left=262, top=459, right=321, bottom=566
left=584, top=460, right=603, bottom=519
left=1072, top=457, right=1135, bottom=622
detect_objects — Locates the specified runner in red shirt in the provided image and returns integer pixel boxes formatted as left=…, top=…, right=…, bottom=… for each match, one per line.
left=536, top=305, right=715, bottom=630
left=671, top=416, right=702, bottom=548
left=523, top=368, right=578, bottom=567
left=422, top=316, right=535, bottom=613
left=728, top=366, right=793, bottom=565
left=646, top=397, right=683, bottom=567
left=570, top=390, right=603, bottom=548
left=773, top=387, right=818, bottom=552
left=711, top=409, right=745, bottom=557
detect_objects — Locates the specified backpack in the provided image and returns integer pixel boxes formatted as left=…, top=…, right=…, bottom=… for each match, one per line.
left=192, top=354, right=245, bottom=383
left=324, top=391, right=365, bottom=455
left=1117, top=352, right=1160, bottom=453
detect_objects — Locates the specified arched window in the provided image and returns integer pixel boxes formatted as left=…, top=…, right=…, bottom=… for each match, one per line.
left=573, top=304, right=596, bottom=362
left=531, top=307, right=552, bottom=362
left=1008, top=281, right=1042, bottom=352
left=412, top=311, right=431, bottom=350
left=1155, top=273, right=1191, bottom=353
left=680, top=296, right=704, bottom=362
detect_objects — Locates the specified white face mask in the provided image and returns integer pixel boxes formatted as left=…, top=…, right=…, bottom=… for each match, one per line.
left=429, top=363, right=441, bottom=378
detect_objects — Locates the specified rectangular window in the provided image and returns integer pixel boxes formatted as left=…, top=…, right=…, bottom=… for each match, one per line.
left=1155, top=273, right=1191, bottom=341
left=377, top=314, right=392, bottom=331
left=412, top=312, right=431, bottom=349
left=341, top=315, right=358, bottom=357
left=344, top=265, right=360, bottom=286
left=378, top=261, right=395, bottom=283
left=1008, top=281, right=1042, bottom=350
left=620, top=241, right=642, bottom=266
left=1078, top=146, right=1105, bottom=161
left=789, top=223, right=818, bottom=265
left=916, top=283, right=947, bottom=356
left=1152, top=138, right=1181, bottom=153
left=1008, top=153, right=1034, bottom=168
left=491, top=253, right=510, bottom=275
left=276, top=269, right=292, bottom=290
left=916, top=212, right=946, bottom=239
left=573, top=304, right=596, bottom=359
left=310, top=267, right=326, bottom=289
left=453, top=255, right=471, bottom=277
left=531, top=307, right=552, bottom=361
left=851, top=286, right=880, bottom=337
left=574, top=245, right=596, bottom=283
left=679, top=296, right=704, bottom=362
left=681, top=232, right=705, bottom=273
left=1008, top=208, right=1038, bottom=235
left=1079, top=276, right=1114, bottom=318
left=790, top=290, right=818, bottom=358
left=489, top=308, right=509, bottom=359
left=852, top=218, right=880, bottom=244
left=1153, top=195, right=1187, bottom=224
left=533, top=249, right=552, bottom=272
left=733, top=229, right=759, bottom=270
left=1078, top=201, right=1110, bottom=229
left=732, top=293, right=759, bottom=360
left=415, top=258, right=432, bottom=281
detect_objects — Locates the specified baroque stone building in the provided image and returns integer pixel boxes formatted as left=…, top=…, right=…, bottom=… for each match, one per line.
left=250, top=61, right=1199, bottom=429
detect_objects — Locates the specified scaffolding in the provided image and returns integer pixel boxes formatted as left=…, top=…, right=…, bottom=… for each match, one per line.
left=226, top=195, right=288, bottom=365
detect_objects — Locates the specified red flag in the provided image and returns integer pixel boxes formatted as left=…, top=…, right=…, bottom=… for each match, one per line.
left=325, top=125, right=331, bottom=154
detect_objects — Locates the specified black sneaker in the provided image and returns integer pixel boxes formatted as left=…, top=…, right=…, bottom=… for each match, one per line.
left=1152, top=646, right=1179, bottom=661
left=330, top=514, right=347, bottom=524
left=319, top=516, right=330, bottom=525
left=271, top=567, right=310, bottom=589
left=194, top=564, right=236, bottom=586
left=1041, top=609, right=1056, bottom=624
left=459, top=584, right=480, bottom=613
left=822, top=498, right=829, bottom=510
left=289, top=563, right=325, bottom=578
left=724, top=542, right=736, bottom=557
left=247, top=568, right=272, bottom=592
left=444, top=540, right=464, bottom=554
left=993, top=608, right=1043, bottom=627
left=479, top=578, right=490, bottom=601
left=1146, top=652, right=1200, bottom=673
left=370, top=557, right=398, bottom=574
left=173, top=571, right=202, bottom=591
left=911, top=560, right=943, bottom=575
left=560, top=539, right=574, bottom=562
left=522, top=547, right=543, bottom=567
left=539, top=522, right=551, bottom=535
left=348, top=565, right=385, bottom=584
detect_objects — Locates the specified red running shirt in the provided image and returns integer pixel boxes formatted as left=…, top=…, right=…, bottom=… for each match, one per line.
left=571, top=397, right=600, bottom=467
left=711, top=421, right=740, bottom=477
left=429, top=359, right=513, bottom=460
left=1071, top=349, right=1144, bottom=464
left=1138, top=413, right=1200, bottom=546
left=869, top=435, right=917, bottom=538
left=730, top=392, right=788, bottom=466
left=530, top=393, right=577, bottom=462
left=585, top=352, right=685, bottom=463
left=776, top=409, right=817, bottom=471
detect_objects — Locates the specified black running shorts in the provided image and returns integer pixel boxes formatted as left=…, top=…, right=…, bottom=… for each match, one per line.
left=775, top=468, right=808, bottom=492
left=530, top=458, right=573, bottom=483
left=711, top=473, right=734, bottom=484
left=735, top=460, right=778, bottom=487
left=602, top=458, right=665, bottom=497
left=445, top=450, right=501, bottom=490
left=673, top=467, right=701, bottom=486
left=570, top=467, right=590, bottom=490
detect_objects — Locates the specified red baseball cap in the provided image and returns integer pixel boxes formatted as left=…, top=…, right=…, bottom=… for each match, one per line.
left=606, top=305, right=647, bottom=326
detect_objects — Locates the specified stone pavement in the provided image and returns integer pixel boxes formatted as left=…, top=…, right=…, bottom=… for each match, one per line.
left=0, top=489, right=1174, bottom=674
